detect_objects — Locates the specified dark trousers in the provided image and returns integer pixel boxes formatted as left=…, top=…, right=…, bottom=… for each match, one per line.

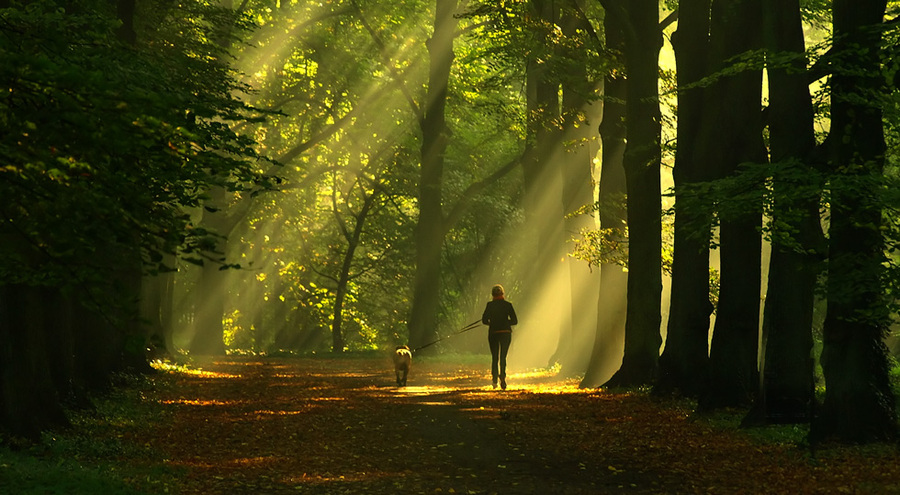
left=488, top=332, right=511, bottom=381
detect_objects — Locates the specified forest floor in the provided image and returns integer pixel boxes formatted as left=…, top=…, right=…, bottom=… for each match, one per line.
left=6, top=355, right=900, bottom=494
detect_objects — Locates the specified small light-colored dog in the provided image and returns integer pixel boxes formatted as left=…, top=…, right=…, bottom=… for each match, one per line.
left=393, top=345, right=412, bottom=386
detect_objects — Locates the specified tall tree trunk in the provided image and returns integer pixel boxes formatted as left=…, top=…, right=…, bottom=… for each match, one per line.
left=748, top=0, right=822, bottom=425
left=656, top=0, right=714, bottom=398
left=188, top=186, right=250, bottom=356
left=812, top=0, right=896, bottom=443
left=603, top=0, right=663, bottom=388
left=518, top=0, right=566, bottom=368
left=581, top=8, right=627, bottom=388
left=141, top=261, right=176, bottom=357
left=0, top=285, right=70, bottom=439
left=553, top=1, right=601, bottom=374
left=189, top=194, right=230, bottom=355
left=701, top=0, right=767, bottom=410
left=408, top=0, right=457, bottom=349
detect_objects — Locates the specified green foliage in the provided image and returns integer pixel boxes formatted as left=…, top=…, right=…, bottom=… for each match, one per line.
left=0, top=0, right=273, bottom=299
left=191, top=0, right=553, bottom=353
left=0, top=373, right=178, bottom=494
left=0, top=450, right=159, bottom=495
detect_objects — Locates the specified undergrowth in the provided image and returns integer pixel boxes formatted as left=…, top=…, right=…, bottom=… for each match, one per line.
left=0, top=372, right=179, bottom=495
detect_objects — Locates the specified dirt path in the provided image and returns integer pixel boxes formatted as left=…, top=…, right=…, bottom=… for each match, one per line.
left=140, top=356, right=900, bottom=494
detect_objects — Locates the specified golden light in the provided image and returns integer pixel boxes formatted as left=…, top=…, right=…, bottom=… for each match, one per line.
left=159, top=399, right=237, bottom=406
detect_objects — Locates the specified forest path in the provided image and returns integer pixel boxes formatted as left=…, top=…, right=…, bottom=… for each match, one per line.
left=142, top=356, right=900, bottom=494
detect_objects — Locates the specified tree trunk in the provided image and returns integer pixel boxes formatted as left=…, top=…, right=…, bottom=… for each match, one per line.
left=331, top=189, right=378, bottom=353
left=812, top=0, right=897, bottom=443
left=604, top=0, right=663, bottom=388
left=581, top=9, right=627, bottom=389
left=701, top=0, right=767, bottom=410
left=408, top=0, right=457, bottom=349
left=141, top=263, right=176, bottom=357
left=554, top=2, right=601, bottom=374
left=189, top=188, right=233, bottom=356
left=656, top=0, right=714, bottom=398
left=748, top=0, right=822, bottom=425
left=520, top=0, right=566, bottom=368
left=0, top=285, right=70, bottom=439
left=190, top=254, right=228, bottom=355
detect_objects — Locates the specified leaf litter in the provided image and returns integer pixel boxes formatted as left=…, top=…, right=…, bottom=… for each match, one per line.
left=118, top=356, right=900, bottom=494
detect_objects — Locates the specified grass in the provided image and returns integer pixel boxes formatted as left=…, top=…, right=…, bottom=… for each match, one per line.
left=0, top=373, right=181, bottom=495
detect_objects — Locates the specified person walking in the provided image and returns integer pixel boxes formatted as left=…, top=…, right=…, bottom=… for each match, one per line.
left=481, top=284, right=517, bottom=390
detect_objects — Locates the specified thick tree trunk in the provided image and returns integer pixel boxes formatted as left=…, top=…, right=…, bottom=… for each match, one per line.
left=141, top=265, right=175, bottom=357
left=701, top=0, right=767, bottom=410
left=0, top=285, right=70, bottom=439
left=581, top=11, right=627, bottom=389
left=812, top=0, right=896, bottom=443
left=604, top=0, right=663, bottom=388
left=656, top=0, right=714, bottom=397
left=408, top=0, right=457, bottom=349
left=748, top=0, right=822, bottom=425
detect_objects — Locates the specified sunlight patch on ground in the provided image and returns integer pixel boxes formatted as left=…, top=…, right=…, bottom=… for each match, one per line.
left=455, top=382, right=590, bottom=397
left=391, top=386, right=456, bottom=396
left=160, top=399, right=240, bottom=407
left=151, top=360, right=242, bottom=379
left=459, top=405, right=496, bottom=413
left=213, top=360, right=267, bottom=366
left=306, top=372, right=383, bottom=379
left=252, top=409, right=308, bottom=416
left=507, top=368, right=562, bottom=380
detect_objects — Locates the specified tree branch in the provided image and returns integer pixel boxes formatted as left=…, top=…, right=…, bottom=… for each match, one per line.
left=660, top=10, right=678, bottom=31
left=350, top=0, right=422, bottom=124
left=442, top=156, right=522, bottom=236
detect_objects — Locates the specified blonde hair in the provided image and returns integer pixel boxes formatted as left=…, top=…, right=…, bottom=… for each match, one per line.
left=491, top=284, right=505, bottom=297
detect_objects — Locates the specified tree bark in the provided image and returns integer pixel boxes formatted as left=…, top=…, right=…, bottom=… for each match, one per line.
left=0, top=285, right=70, bottom=439
left=603, top=0, right=663, bottom=388
left=656, top=0, right=714, bottom=398
left=812, top=0, right=897, bottom=443
left=701, top=0, right=767, bottom=410
left=189, top=192, right=231, bottom=356
left=331, top=186, right=379, bottom=352
left=552, top=0, right=601, bottom=374
left=517, top=0, right=567, bottom=368
left=580, top=7, right=627, bottom=388
left=748, top=0, right=822, bottom=425
left=408, top=0, right=457, bottom=349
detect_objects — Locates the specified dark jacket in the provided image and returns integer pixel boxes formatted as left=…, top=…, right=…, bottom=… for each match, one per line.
left=482, top=299, right=518, bottom=333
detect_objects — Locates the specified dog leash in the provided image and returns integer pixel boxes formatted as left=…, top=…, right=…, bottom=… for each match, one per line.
left=412, top=319, right=482, bottom=353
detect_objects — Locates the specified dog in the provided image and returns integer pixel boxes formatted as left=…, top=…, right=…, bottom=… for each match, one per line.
left=393, top=345, right=412, bottom=386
